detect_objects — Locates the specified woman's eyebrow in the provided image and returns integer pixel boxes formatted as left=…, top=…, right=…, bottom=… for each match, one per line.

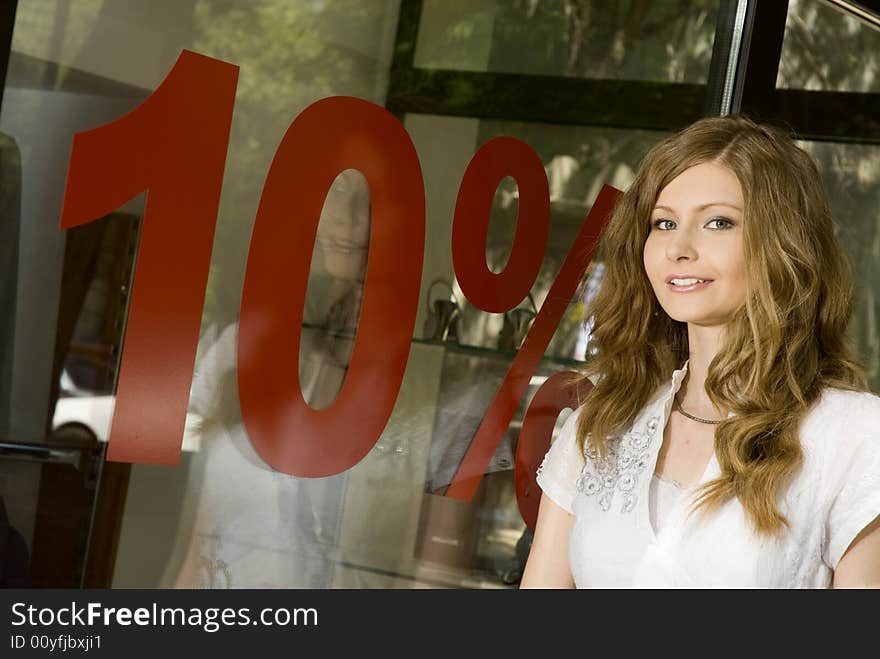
left=653, top=202, right=743, bottom=213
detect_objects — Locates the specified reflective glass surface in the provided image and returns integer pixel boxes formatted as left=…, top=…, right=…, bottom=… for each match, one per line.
left=415, top=0, right=721, bottom=83
left=777, top=0, right=880, bottom=93
left=0, top=0, right=736, bottom=589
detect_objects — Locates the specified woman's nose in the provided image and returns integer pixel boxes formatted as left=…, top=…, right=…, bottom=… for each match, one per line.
left=666, top=229, right=698, bottom=261
left=332, top=211, right=368, bottom=233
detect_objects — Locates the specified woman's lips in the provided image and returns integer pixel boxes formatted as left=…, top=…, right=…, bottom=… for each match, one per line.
left=317, top=236, right=368, bottom=254
left=667, top=279, right=713, bottom=293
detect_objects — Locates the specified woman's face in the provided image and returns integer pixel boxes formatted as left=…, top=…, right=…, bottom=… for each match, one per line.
left=314, top=169, right=370, bottom=282
left=643, top=161, right=747, bottom=327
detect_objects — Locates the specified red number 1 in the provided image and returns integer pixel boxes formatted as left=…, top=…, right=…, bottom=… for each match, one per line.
left=60, top=50, right=239, bottom=464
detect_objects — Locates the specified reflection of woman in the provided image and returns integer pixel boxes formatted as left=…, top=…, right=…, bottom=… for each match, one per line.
left=175, top=170, right=370, bottom=588
left=522, top=116, right=880, bottom=588
left=277, top=168, right=370, bottom=586
left=300, top=168, right=370, bottom=408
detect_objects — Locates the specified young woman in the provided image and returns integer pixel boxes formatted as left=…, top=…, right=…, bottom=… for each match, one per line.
left=521, top=115, right=880, bottom=588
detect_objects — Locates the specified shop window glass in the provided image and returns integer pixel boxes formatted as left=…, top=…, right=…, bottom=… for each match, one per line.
left=777, top=0, right=880, bottom=93
left=415, top=0, right=721, bottom=83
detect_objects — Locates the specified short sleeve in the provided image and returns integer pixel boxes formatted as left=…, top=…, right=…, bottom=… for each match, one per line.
left=822, top=421, right=880, bottom=570
left=535, top=407, right=585, bottom=515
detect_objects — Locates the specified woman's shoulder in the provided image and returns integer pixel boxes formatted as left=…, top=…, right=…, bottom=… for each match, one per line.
left=804, top=386, right=880, bottom=426
left=557, top=402, right=587, bottom=446
left=799, top=386, right=880, bottom=454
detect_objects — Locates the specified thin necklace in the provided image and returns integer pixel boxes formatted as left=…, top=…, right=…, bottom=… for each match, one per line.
left=674, top=394, right=722, bottom=425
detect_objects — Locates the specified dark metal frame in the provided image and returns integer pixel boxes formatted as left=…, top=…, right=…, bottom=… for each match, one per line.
left=734, top=0, right=880, bottom=142
left=705, top=0, right=751, bottom=116
left=0, top=0, right=16, bottom=116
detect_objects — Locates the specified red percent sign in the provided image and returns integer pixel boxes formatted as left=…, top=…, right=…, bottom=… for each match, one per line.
left=60, top=49, right=620, bottom=531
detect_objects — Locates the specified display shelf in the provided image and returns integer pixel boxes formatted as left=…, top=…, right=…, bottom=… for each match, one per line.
left=411, top=336, right=587, bottom=368
left=301, top=322, right=590, bottom=369
left=337, top=558, right=515, bottom=589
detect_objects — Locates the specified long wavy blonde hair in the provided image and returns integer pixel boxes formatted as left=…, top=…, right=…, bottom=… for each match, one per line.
left=575, top=114, right=868, bottom=536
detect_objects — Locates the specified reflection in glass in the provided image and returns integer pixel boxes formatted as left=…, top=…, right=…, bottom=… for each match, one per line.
left=777, top=0, right=880, bottom=93
left=180, top=170, right=372, bottom=588
left=797, top=140, right=880, bottom=391
left=301, top=169, right=371, bottom=409
left=415, top=0, right=720, bottom=83
left=422, top=278, right=462, bottom=343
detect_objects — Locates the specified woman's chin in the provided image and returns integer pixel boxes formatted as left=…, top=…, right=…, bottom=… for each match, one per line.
left=318, top=250, right=367, bottom=281
left=327, top=262, right=365, bottom=281
left=663, top=310, right=735, bottom=327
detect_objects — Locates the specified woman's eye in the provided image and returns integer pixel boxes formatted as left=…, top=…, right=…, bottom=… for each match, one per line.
left=706, top=217, right=734, bottom=229
left=652, top=219, right=675, bottom=230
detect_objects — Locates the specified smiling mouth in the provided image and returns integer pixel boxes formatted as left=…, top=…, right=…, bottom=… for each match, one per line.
left=317, top=237, right=368, bottom=254
left=667, top=278, right=713, bottom=292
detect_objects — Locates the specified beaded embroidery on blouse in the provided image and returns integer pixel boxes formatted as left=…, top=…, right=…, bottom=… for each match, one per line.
left=575, top=415, right=660, bottom=514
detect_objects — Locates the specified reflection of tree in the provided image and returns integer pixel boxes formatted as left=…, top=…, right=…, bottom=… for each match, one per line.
left=188, top=0, right=397, bottom=326
left=418, top=0, right=718, bottom=82
left=776, top=0, right=880, bottom=389
left=9, top=0, right=105, bottom=83
left=801, top=140, right=880, bottom=389
left=778, top=0, right=880, bottom=93
left=490, top=0, right=716, bottom=81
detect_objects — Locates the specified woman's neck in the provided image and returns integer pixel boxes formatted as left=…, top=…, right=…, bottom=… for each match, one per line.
left=680, top=323, right=727, bottom=420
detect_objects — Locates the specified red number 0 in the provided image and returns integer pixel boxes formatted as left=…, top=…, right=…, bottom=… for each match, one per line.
left=237, top=97, right=425, bottom=477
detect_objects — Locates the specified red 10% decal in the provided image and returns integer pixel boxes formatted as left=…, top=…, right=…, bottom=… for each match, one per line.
left=60, top=50, right=619, bottom=530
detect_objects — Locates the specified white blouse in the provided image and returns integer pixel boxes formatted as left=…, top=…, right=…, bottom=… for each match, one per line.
left=536, top=360, right=880, bottom=588
left=649, top=474, right=687, bottom=533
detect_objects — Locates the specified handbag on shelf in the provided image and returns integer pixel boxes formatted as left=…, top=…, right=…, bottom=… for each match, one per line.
left=413, top=489, right=482, bottom=570
left=497, top=293, right=537, bottom=352
left=422, top=278, right=461, bottom=343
